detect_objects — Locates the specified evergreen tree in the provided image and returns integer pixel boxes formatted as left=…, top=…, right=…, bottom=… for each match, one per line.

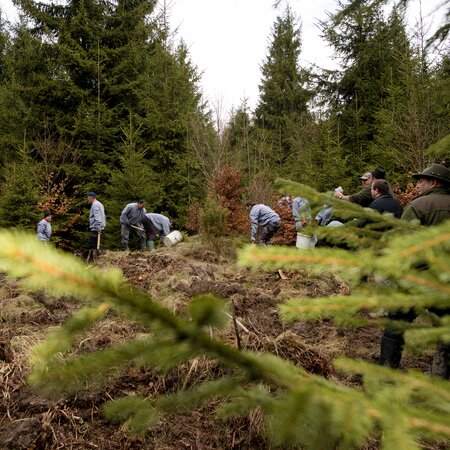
left=3, top=0, right=208, bottom=233
left=223, top=100, right=255, bottom=178
left=320, top=0, right=410, bottom=180
left=137, top=38, right=205, bottom=220
left=0, top=21, right=49, bottom=162
left=255, top=6, right=311, bottom=167
left=0, top=146, right=43, bottom=228
left=104, top=120, right=163, bottom=248
left=373, top=48, right=450, bottom=183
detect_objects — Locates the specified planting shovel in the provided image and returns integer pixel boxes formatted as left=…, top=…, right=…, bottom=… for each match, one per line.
left=131, top=224, right=145, bottom=232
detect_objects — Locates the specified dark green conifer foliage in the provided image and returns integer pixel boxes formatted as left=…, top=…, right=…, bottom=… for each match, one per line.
left=0, top=0, right=208, bottom=233
left=103, top=120, right=163, bottom=247
left=320, top=0, right=412, bottom=180
left=0, top=147, right=43, bottom=228
left=138, top=38, right=205, bottom=220
left=371, top=10, right=450, bottom=182
left=0, top=21, right=49, bottom=161
left=255, top=6, right=311, bottom=167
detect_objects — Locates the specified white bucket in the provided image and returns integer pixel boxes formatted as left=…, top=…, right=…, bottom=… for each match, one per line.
left=164, top=230, right=183, bottom=247
left=296, top=233, right=312, bottom=249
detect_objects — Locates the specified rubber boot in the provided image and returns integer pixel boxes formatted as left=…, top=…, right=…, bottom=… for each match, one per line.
left=379, top=335, right=403, bottom=368
left=122, top=243, right=129, bottom=251
left=431, top=344, right=450, bottom=379
left=139, top=238, right=147, bottom=251
left=146, top=240, right=155, bottom=251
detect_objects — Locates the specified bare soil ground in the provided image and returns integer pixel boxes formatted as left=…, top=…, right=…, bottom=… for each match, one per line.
left=0, top=238, right=437, bottom=449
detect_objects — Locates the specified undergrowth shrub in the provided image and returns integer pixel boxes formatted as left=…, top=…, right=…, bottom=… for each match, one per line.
left=393, top=183, right=420, bottom=208
left=199, top=196, right=229, bottom=255
left=209, top=166, right=248, bottom=234
left=185, top=201, right=202, bottom=234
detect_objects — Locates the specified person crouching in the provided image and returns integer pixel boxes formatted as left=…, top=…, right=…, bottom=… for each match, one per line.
left=247, top=202, right=281, bottom=245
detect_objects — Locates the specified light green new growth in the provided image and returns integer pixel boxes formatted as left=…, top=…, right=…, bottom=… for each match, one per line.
left=0, top=228, right=448, bottom=449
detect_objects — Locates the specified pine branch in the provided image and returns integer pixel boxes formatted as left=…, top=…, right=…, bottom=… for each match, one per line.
left=334, top=358, right=450, bottom=407
left=0, top=230, right=448, bottom=447
left=29, top=304, right=109, bottom=369
left=280, top=293, right=449, bottom=327
left=405, top=325, right=450, bottom=349
left=239, top=244, right=365, bottom=274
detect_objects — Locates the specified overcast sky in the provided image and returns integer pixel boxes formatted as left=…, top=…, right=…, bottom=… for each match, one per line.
left=1, top=0, right=446, bottom=114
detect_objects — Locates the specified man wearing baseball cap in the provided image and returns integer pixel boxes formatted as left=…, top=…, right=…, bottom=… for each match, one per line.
left=379, top=163, right=450, bottom=378
left=87, top=192, right=106, bottom=259
left=335, top=168, right=386, bottom=207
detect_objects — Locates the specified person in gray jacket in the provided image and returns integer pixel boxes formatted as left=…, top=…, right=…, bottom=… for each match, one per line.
left=87, top=192, right=106, bottom=254
left=36, top=211, right=52, bottom=242
left=247, top=202, right=281, bottom=245
left=142, top=213, right=172, bottom=250
left=292, top=197, right=312, bottom=230
left=120, top=200, right=147, bottom=250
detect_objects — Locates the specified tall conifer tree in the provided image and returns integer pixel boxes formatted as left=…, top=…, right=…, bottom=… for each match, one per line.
left=255, top=6, right=310, bottom=167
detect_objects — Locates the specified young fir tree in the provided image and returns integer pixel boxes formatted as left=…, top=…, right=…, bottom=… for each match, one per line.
left=0, top=208, right=446, bottom=449
left=103, top=120, right=163, bottom=246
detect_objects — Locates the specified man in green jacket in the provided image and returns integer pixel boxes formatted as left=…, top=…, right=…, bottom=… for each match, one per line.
left=379, top=163, right=450, bottom=378
left=335, top=167, right=386, bottom=207
left=401, top=163, right=450, bottom=225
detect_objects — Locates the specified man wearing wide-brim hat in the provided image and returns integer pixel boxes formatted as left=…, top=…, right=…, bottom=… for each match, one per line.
left=379, top=163, right=450, bottom=378
left=401, top=163, right=450, bottom=225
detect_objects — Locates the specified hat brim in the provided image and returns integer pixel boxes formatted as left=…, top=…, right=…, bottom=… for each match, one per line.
left=412, top=173, right=450, bottom=184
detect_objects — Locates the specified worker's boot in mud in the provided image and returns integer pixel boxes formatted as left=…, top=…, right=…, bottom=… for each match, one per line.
left=379, top=335, right=403, bottom=368
left=139, top=238, right=147, bottom=251
left=146, top=240, right=155, bottom=251
left=431, top=344, right=450, bottom=379
left=122, top=243, right=129, bottom=251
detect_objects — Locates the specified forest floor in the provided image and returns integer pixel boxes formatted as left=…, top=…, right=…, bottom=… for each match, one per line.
left=0, top=237, right=442, bottom=449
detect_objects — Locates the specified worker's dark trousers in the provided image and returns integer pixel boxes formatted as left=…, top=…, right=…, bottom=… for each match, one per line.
left=260, top=221, right=281, bottom=245
left=379, top=310, right=417, bottom=368
left=88, top=230, right=99, bottom=250
left=380, top=308, right=450, bottom=378
left=141, top=216, right=158, bottom=241
left=121, top=224, right=146, bottom=245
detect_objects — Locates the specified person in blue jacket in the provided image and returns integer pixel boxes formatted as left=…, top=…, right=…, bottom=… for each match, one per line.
left=247, top=202, right=281, bottom=245
left=142, top=212, right=172, bottom=250
left=87, top=192, right=106, bottom=254
left=292, top=197, right=312, bottom=230
left=36, top=211, right=52, bottom=243
left=120, top=200, right=147, bottom=250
